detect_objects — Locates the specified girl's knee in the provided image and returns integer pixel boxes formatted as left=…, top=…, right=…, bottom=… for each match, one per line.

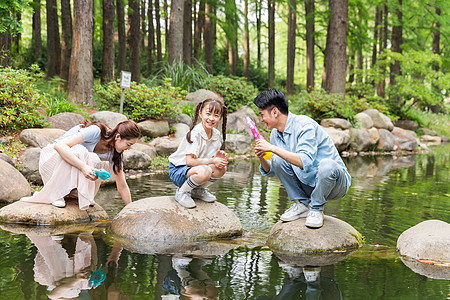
left=195, top=165, right=213, bottom=181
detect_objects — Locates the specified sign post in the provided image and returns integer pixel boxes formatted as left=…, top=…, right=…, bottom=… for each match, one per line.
left=119, top=71, right=131, bottom=114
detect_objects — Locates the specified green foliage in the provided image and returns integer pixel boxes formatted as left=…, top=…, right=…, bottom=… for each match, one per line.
left=0, top=67, right=48, bottom=134
left=0, top=0, right=27, bottom=34
left=181, top=103, right=195, bottom=118
left=43, top=93, right=79, bottom=117
left=93, top=79, right=186, bottom=122
left=149, top=154, right=169, bottom=170
left=289, top=89, right=389, bottom=123
left=204, top=75, right=259, bottom=113
left=0, top=139, right=26, bottom=163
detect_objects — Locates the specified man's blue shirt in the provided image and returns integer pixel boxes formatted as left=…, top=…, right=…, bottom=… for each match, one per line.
left=259, top=112, right=350, bottom=187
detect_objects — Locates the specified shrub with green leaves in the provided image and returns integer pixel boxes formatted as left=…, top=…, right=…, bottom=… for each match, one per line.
left=204, top=75, right=259, bottom=113
left=93, top=79, right=186, bottom=122
left=0, top=67, right=48, bottom=134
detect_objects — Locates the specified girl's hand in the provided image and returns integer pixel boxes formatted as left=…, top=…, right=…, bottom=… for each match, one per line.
left=216, top=150, right=228, bottom=161
left=213, top=156, right=228, bottom=169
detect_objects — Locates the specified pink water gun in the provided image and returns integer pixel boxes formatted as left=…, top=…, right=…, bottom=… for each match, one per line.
left=246, top=116, right=272, bottom=159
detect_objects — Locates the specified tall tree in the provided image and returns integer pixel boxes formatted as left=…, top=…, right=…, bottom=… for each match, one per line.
left=154, top=0, right=163, bottom=65
left=116, top=0, right=126, bottom=73
left=141, top=0, right=147, bottom=50
left=68, top=0, right=94, bottom=105
left=286, top=0, right=296, bottom=94
left=147, top=0, right=155, bottom=75
left=11, top=12, right=21, bottom=53
left=164, top=0, right=169, bottom=56
left=101, top=0, right=115, bottom=83
left=389, top=0, right=402, bottom=86
left=243, top=0, right=249, bottom=79
left=193, top=0, right=205, bottom=61
left=268, top=0, right=275, bottom=89
left=203, top=0, right=215, bottom=72
left=60, top=0, right=72, bottom=83
left=225, top=0, right=237, bottom=75
left=46, top=0, right=61, bottom=78
left=168, top=0, right=184, bottom=64
left=0, top=0, right=26, bottom=66
left=432, top=7, right=440, bottom=64
left=128, top=0, right=141, bottom=82
left=305, top=0, right=315, bottom=91
left=32, top=0, right=42, bottom=62
left=324, top=0, right=348, bottom=94
left=183, top=0, right=192, bottom=65
left=256, top=0, right=261, bottom=69
left=371, top=5, right=381, bottom=68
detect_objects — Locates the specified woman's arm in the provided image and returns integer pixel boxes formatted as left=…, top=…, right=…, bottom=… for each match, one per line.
left=113, top=167, right=132, bottom=205
left=54, top=133, right=97, bottom=180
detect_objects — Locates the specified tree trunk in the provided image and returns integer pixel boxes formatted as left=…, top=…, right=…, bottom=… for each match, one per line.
left=116, top=0, right=127, bottom=73
left=432, top=8, right=440, bottom=58
left=60, top=0, right=72, bottom=83
left=183, top=0, right=192, bottom=65
left=389, top=0, right=402, bottom=86
left=141, top=0, right=147, bottom=51
left=305, top=0, right=315, bottom=91
left=168, top=0, right=184, bottom=64
left=12, top=13, right=21, bottom=53
left=256, top=0, right=261, bottom=69
left=147, top=0, right=155, bottom=75
left=324, top=0, right=348, bottom=94
left=286, top=0, right=296, bottom=94
left=46, top=0, right=61, bottom=78
left=203, top=0, right=214, bottom=73
left=225, top=0, right=237, bottom=75
left=0, top=32, right=11, bottom=67
left=371, top=6, right=380, bottom=67
left=268, top=0, right=275, bottom=89
left=383, top=2, right=388, bottom=49
left=356, top=50, right=363, bottom=83
left=164, top=0, right=169, bottom=56
left=67, top=0, right=94, bottom=106
left=193, top=0, right=204, bottom=61
left=128, top=0, right=141, bottom=83
left=101, top=0, right=115, bottom=83
left=243, top=0, right=249, bottom=79
left=32, top=0, right=42, bottom=62
left=154, top=0, right=163, bottom=65
left=348, top=52, right=355, bottom=83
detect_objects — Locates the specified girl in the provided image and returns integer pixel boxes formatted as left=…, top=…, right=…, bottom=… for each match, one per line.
left=168, top=99, right=228, bottom=208
left=21, top=120, right=140, bottom=209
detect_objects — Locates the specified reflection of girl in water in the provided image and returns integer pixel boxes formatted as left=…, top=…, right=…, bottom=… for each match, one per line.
left=27, top=234, right=97, bottom=299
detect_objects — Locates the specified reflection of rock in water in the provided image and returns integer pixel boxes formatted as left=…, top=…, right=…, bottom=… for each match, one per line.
left=345, top=156, right=393, bottom=191
left=400, top=257, right=450, bottom=280
left=222, top=159, right=255, bottom=186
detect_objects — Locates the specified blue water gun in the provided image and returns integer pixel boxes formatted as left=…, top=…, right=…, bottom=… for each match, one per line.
left=93, top=169, right=111, bottom=180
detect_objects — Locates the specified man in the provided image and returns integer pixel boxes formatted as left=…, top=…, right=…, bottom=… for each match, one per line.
left=252, top=89, right=351, bottom=228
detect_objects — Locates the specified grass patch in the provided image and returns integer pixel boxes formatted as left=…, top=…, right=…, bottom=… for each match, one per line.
left=407, top=107, right=450, bottom=136
left=0, top=139, right=27, bottom=163
left=150, top=154, right=170, bottom=170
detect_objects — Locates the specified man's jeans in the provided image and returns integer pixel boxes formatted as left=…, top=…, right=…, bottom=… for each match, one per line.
left=272, top=157, right=350, bottom=211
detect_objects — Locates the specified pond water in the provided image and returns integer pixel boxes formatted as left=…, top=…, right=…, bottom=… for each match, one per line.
left=0, top=145, right=449, bottom=299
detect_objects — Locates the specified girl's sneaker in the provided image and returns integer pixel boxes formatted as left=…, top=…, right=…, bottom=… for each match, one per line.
left=191, top=188, right=216, bottom=202
left=175, top=188, right=196, bottom=208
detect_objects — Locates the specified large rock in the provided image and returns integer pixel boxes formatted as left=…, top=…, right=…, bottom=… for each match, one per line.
left=349, top=128, right=372, bottom=152
left=185, top=89, right=224, bottom=106
left=111, top=196, right=242, bottom=254
left=123, top=149, right=152, bottom=169
left=367, top=127, right=380, bottom=145
left=0, top=159, right=31, bottom=203
left=267, top=216, right=363, bottom=266
left=150, top=137, right=181, bottom=155
left=397, top=220, right=450, bottom=279
left=131, top=142, right=156, bottom=161
left=395, top=119, right=419, bottom=131
left=47, top=112, right=86, bottom=130
left=173, top=123, right=190, bottom=139
left=320, top=118, right=351, bottom=130
left=391, top=127, right=418, bottom=151
left=225, top=134, right=252, bottom=154
left=138, top=119, right=170, bottom=138
left=90, top=111, right=127, bottom=129
left=19, top=128, right=66, bottom=148
left=0, top=153, right=14, bottom=167
left=227, top=106, right=260, bottom=136
left=19, top=147, right=42, bottom=184
left=363, top=109, right=393, bottom=131
left=420, top=135, right=441, bottom=146
left=176, top=114, right=193, bottom=127
left=321, top=127, right=350, bottom=151
left=355, top=112, right=374, bottom=129
left=0, top=200, right=108, bottom=225
left=376, top=129, right=395, bottom=151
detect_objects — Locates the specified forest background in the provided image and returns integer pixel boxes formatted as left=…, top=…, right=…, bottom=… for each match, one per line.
left=0, top=0, right=449, bottom=140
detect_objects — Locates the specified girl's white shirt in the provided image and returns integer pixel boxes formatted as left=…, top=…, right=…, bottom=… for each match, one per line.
left=168, top=123, right=223, bottom=166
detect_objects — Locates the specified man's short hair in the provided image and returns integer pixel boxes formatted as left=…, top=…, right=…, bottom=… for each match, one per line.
left=253, top=89, right=289, bottom=115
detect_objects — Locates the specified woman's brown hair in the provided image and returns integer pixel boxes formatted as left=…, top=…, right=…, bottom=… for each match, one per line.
left=186, top=98, right=228, bottom=150
left=81, top=120, right=141, bottom=174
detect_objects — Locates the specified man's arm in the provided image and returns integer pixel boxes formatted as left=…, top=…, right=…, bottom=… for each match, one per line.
left=255, top=139, right=303, bottom=169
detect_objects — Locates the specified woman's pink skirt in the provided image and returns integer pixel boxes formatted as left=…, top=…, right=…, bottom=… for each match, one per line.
left=20, top=144, right=101, bottom=210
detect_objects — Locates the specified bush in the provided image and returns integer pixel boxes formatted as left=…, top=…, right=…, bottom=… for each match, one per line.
left=0, top=67, right=48, bottom=134
left=204, top=75, right=259, bottom=113
left=155, top=59, right=209, bottom=92
left=289, top=89, right=389, bottom=123
left=93, top=79, right=186, bottom=122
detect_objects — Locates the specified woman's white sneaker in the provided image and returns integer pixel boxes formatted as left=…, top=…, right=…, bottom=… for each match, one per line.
left=305, top=210, right=324, bottom=228
left=280, top=200, right=309, bottom=222
left=51, top=199, right=66, bottom=208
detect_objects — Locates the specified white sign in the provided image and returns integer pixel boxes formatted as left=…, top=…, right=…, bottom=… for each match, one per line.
left=120, top=71, right=131, bottom=89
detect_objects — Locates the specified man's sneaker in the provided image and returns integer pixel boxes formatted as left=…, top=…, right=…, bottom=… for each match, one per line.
left=51, top=199, right=66, bottom=208
left=191, top=188, right=216, bottom=202
left=280, top=200, right=309, bottom=222
left=303, top=267, right=321, bottom=282
left=175, top=188, right=196, bottom=208
left=305, top=210, right=324, bottom=228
